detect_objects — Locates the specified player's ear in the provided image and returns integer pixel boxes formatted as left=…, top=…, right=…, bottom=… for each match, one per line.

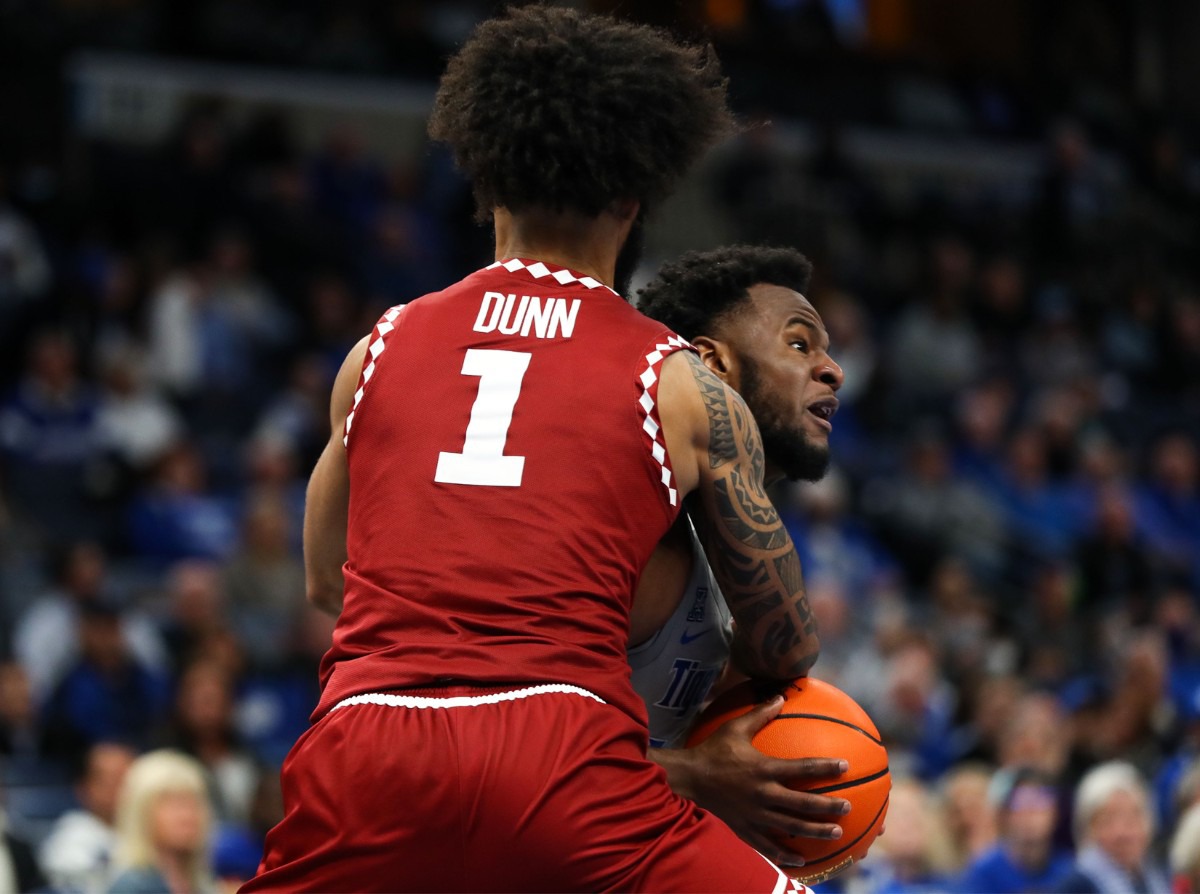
left=611, top=198, right=640, bottom=225
left=691, top=336, right=739, bottom=386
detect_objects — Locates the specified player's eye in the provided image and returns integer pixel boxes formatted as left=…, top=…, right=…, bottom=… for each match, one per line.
left=790, top=339, right=809, bottom=353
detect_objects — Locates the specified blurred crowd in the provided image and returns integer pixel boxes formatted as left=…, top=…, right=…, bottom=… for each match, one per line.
left=0, top=1, right=1199, bottom=893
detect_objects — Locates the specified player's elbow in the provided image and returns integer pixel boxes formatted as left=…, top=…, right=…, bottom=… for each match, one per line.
left=732, top=633, right=820, bottom=681
left=788, top=638, right=820, bottom=678
left=773, top=637, right=819, bottom=680
left=306, top=578, right=343, bottom=616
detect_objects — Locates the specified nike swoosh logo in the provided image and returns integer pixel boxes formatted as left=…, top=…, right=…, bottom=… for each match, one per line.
left=679, top=629, right=710, bottom=645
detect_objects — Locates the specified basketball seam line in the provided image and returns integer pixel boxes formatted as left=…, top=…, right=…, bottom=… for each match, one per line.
left=800, top=792, right=890, bottom=867
left=806, top=767, right=890, bottom=795
left=775, top=712, right=884, bottom=745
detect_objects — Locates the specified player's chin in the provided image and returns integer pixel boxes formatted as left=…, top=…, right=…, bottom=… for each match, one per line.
left=782, top=446, right=831, bottom=484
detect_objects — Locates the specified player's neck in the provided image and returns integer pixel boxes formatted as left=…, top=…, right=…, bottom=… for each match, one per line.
left=493, top=205, right=635, bottom=290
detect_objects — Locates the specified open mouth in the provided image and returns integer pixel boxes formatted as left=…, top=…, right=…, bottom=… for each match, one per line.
left=807, top=398, right=839, bottom=428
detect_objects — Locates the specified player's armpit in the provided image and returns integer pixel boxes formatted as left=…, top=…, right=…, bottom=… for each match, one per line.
left=668, top=351, right=819, bottom=680
left=303, top=336, right=369, bottom=616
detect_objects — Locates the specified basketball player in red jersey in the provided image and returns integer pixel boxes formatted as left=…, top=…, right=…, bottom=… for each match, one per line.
left=243, top=8, right=824, bottom=892
left=630, top=245, right=851, bottom=863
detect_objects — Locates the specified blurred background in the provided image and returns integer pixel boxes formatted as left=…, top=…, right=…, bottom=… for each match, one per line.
left=0, top=0, right=1198, bottom=891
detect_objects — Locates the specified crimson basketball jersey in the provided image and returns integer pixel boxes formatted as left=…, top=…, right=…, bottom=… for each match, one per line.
left=315, top=258, right=692, bottom=725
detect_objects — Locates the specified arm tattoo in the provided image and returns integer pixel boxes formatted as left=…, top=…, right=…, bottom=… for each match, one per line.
left=685, top=352, right=735, bottom=469
left=684, top=352, right=818, bottom=678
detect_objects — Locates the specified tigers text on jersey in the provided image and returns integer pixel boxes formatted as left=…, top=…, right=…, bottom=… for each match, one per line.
left=628, top=519, right=734, bottom=748
left=315, top=258, right=692, bottom=725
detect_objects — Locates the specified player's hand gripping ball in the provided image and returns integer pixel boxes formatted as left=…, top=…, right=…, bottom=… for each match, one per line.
left=687, top=677, right=891, bottom=884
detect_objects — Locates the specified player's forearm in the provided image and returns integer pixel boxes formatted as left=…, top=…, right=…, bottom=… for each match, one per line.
left=647, top=747, right=702, bottom=802
left=693, top=488, right=820, bottom=680
left=303, top=442, right=350, bottom=616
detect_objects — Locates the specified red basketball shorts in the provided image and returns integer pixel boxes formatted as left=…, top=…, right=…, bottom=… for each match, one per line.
left=240, top=683, right=808, bottom=893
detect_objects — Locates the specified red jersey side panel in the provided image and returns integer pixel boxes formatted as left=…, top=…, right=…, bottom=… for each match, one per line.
left=316, top=259, right=689, bottom=724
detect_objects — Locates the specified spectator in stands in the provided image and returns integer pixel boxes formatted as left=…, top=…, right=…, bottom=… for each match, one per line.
left=222, top=490, right=304, bottom=668
left=0, top=330, right=107, bottom=543
left=1031, top=119, right=1112, bottom=272
left=237, top=433, right=305, bottom=557
left=298, top=273, right=365, bottom=384
left=41, top=598, right=170, bottom=765
left=210, top=772, right=284, bottom=889
left=862, top=425, right=1007, bottom=586
left=94, top=340, right=184, bottom=475
left=995, top=691, right=1072, bottom=781
left=1074, top=484, right=1156, bottom=624
left=956, top=766, right=1073, bottom=893
left=868, top=635, right=958, bottom=780
left=988, top=424, right=1080, bottom=563
left=1018, top=560, right=1093, bottom=689
left=251, top=354, right=331, bottom=477
left=778, top=468, right=898, bottom=605
left=952, top=376, right=1017, bottom=490
left=886, top=235, right=982, bottom=407
left=233, top=606, right=332, bottom=767
left=1136, top=432, right=1200, bottom=587
left=38, top=741, right=136, bottom=894
left=939, top=763, right=998, bottom=874
left=126, top=445, right=239, bottom=564
left=164, top=660, right=260, bottom=825
left=107, top=749, right=215, bottom=894
left=862, top=775, right=956, bottom=893
left=0, top=663, right=41, bottom=764
left=13, top=541, right=166, bottom=707
left=155, top=560, right=233, bottom=678
left=1052, top=761, right=1169, bottom=893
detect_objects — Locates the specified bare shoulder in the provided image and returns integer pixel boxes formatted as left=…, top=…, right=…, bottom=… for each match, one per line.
left=656, top=350, right=706, bottom=500
left=330, top=335, right=372, bottom=427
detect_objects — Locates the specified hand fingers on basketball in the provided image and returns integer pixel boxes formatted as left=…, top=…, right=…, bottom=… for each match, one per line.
left=756, top=809, right=844, bottom=842
left=763, top=756, right=848, bottom=782
left=727, top=694, right=785, bottom=736
left=764, top=785, right=851, bottom=820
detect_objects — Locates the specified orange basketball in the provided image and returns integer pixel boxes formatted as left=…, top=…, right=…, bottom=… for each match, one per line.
left=686, top=677, right=891, bottom=885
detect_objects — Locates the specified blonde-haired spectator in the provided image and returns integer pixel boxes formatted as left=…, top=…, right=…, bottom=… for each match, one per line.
left=938, top=763, right=997, bottom=873
left=1170, top=803, right=1200, bottom=893
left=860, top=776, right=956, bottom=893
left=1051, top=760, right=1169, bottom=893
left=108, top=750, right=216, bottom=894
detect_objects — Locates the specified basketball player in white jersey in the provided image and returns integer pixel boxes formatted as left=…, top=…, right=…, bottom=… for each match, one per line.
left=630, top=245, right=849, bottom=864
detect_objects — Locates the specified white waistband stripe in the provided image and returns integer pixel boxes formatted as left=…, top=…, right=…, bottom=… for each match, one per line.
left=330, top=683, right=606, bottom=712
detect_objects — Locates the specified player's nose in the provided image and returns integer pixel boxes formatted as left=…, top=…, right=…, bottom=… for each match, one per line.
left=815, top=355, right=844, bottom=390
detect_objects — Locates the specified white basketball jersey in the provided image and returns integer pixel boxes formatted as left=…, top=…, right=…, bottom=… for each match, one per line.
left=628, top=521, right=734, bottom=748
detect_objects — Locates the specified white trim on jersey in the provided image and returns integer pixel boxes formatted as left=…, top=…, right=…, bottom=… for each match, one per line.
left=637, top=337, right=691, bottom=507
left=344, top=304, right=405, bottom=447
left=329, top=683, right=606, bottom=712
left=485, top=257, right=619, bottom=295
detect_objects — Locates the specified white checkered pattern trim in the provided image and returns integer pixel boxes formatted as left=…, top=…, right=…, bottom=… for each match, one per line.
left=329, top=683, right=606, bottom=711
left=638, top=336, right=691, bottom=507
left=344, top=304, right=405, bottom=447
left=759, top=852, right=812, bottom=894
left=485, top=258, right=619, bottom=295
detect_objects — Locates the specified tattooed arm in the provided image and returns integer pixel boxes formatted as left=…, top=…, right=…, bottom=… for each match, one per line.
left=657, top=350, right=819, bottom=680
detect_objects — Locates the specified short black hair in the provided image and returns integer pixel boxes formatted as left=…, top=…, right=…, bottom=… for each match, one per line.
left=428, top=5, right=735, bottom=222
left=637, top=245, right=813, bottom=338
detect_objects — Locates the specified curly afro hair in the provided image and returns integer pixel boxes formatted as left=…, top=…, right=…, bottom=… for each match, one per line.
left=636, top=245, right=813, bottom=338
left=428, top=5, right=736, bottom=221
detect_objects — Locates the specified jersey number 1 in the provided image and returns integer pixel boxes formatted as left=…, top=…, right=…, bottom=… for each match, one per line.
left=434, top=349, right=531, bottom=487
